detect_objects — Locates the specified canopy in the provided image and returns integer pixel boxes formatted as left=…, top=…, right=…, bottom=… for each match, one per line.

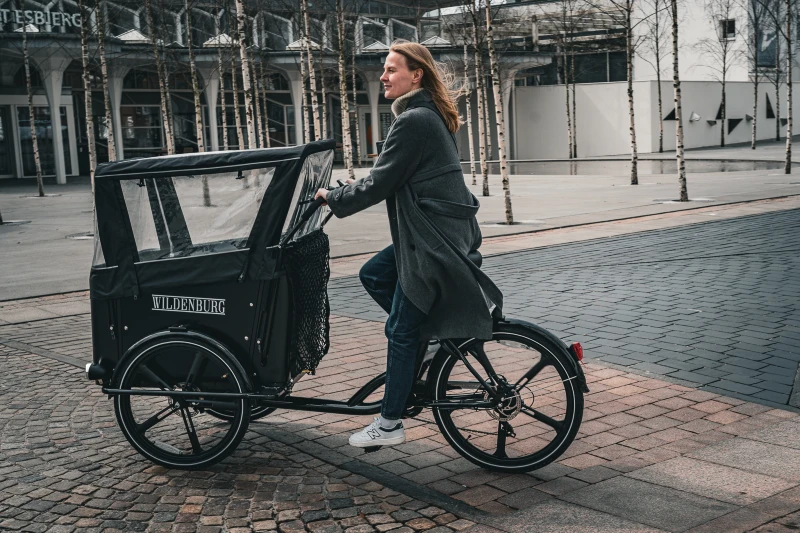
left=91, top=140, right=335, bottom=300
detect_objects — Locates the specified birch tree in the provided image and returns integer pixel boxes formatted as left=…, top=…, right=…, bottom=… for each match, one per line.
left=670, top=0, right=688, bottom=200
left=586, top=0, right=640, bottom=183
left=351, top=44, right=362, bottom=166
left=21, top=17, right=44, bottom=196
left=185, top=0, right=205, bottom=153
left=464, top=44, right=477, bottom=185
left=485, top=0, right=513, bottom=224
left=336, top=0, right=355, bottom=178
left=234, top=0, right=256, bottom=148
left=229, top=1, right=244, bottom=149
left=302, top=0, right=322, bottom=140
left=696, top=0, right=739, bottom=147
left=466, top=1, right=490, bottom=196
left=215, top=0, right=229, bottom=150
left=252, top=59, right=265, bottom=147
left=259, top=59, right=271, bottom=147
left=641, top=0, right=670, bottom=152
left=79, top=0, right=97, bottom=192
left=299, top=23, right=310, bottom=144
left=783, top=0, right=791, bottom=173
left=741, top=0, right=768, bottom=148
left=146, top=0, right=175, bottom=154
left=96, top=0, right=116, bottom=161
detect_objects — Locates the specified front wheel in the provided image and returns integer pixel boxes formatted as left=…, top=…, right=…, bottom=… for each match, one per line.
left=430, top=322, right=584, bottom=473
left=113, top=336, right=251, bottom=470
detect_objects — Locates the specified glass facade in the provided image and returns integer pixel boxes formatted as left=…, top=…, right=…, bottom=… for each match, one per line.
left=17, top=106, right=71, bottom=177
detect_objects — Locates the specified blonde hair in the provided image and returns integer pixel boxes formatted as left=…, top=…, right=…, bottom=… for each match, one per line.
left=389, top=40, right=463, bottom=133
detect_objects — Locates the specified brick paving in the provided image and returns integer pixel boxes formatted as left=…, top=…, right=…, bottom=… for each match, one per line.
left=1, top=209, right=800, bottom=531
left=330, top=209, right=800, bottom=408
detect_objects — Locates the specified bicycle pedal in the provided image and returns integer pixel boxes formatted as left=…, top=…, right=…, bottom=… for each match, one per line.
left=363, top=446, right=383, bottom=453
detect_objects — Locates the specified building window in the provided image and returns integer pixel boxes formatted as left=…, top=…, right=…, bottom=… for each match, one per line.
left=720, top=19, right=736, bottom=40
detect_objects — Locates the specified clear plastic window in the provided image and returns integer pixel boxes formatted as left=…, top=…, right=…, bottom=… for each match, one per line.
left=120, top=167, right=274, bottom=262
left=92, top=213, right=106, bottom=267
left=282, top=150, right=334, bottom=242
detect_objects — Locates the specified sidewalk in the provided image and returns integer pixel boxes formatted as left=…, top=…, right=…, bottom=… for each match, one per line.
left=2, top=139, right=800, bottom=300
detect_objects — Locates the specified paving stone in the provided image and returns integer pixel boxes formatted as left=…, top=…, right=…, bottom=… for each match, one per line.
left=688, top=438, right=800, bottom=481
left=561, top=476, right=736, bottom=532
left=626, top=457, right=797, bottom=505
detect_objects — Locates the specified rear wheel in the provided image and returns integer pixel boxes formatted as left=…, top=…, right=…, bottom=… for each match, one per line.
left=114, top=336, right=250, bottom=470
left=431, top=322, right=583, bottom=473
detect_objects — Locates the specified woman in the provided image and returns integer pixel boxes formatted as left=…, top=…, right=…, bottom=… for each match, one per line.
left=315, top=41, right=503, bottom=448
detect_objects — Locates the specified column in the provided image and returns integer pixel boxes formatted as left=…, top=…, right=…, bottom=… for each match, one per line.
left=35, top=54, right=71, bottom=184
left=285, top=69, right=305, bottom=145
left=107, top=65, right=130, bottom=160
left=362, top=71, right=382, bottom=155
left=201, top=67, right=220, bottom=152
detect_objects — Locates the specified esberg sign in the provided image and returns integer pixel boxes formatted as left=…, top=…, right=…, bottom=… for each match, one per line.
left=1, top=9, right=82, bottom=28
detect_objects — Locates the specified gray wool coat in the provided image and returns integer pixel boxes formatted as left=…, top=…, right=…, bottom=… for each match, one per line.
left=326, top=90, right=503, bottom=340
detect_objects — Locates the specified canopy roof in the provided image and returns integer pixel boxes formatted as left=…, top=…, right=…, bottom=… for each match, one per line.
left=95, top=141, right=334, bottom=180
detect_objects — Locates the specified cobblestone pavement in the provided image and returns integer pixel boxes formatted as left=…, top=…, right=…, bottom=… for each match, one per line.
left=0, top=345, right=475, bottom=533
left=2, top=210, right=800, bottom=532
left=330, top=209, right=800, bottom=408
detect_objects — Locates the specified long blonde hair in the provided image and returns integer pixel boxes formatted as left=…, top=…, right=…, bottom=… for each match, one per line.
left=389, top=40, right=463, bottom=133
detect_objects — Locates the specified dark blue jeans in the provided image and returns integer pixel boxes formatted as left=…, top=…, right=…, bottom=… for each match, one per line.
left=359, top=245, right=428, bottom=420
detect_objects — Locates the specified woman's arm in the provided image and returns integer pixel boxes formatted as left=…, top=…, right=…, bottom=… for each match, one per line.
left=321, top=113, right=425, bottom=218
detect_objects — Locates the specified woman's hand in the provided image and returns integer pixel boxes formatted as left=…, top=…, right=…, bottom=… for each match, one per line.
left=314, top=188, right=329, bottom=205
left=345, top=178, right=356, bottom=185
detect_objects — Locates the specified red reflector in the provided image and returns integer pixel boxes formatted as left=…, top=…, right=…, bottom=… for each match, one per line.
left=571, top=342, right=584, bottom=361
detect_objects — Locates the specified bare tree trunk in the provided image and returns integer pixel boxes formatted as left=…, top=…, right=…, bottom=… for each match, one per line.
left=336, top=0, right=354, bottom=179
left=159, top=0, right=176, bottom=152
left=482, top=69, right=493, bottom=164
left=302, top=0, right=322, bottom=140
left=752, top=77, right=758, bottom=149
left=230, top=37, right=244, bottom=148
left=299, top=32, right=310, bottom=144
left=147, top=0, right=174, bottom=155
left=775, top=45, right=781, bottom=141
left=96, top=0, right=116, bottom=162
left=464, top=44, right=477, bottom=186
left=785, top=0, right=792, bottom=173
left=671, top=0, right=688, bottom=201
left=571, top=51, right=577, bottom=158
left=79, top=0, right=97, bottom=195
left=185, top=0, right=205, bottom=153
left=234, top=0, right=255, bottom=148
left=485, top=0, right=513, bottom=224
left=22, top=19, right=44, bottom=196
left=252, top=59, right=264, bottom=148
left=218, top=44, right=229, bottom=150
left=336, top=12, right=352, bottom=174
left=751, top=22, right=758, bottom=150
left=470, top=15, right=489, bottom=196
left=321, top=63, right=328, bottom=139
left=657, top=61, right=664, bottom=152
left=260, top=59, right=271, bottom=147
left=564, top=50, right=573, bottom=159
left=351, top=45, right=362, bottom=166
left=720, top=82, right=726, bottom=147
left=627, top=6, right=638, bottom=186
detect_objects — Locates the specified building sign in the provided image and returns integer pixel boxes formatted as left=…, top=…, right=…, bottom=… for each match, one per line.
left=152, top=295, right=226, bottom=316
left=1, top=9, right=82, bottom=28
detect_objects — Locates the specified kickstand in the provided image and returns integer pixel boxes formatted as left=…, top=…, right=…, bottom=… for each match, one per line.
left=363, top=446, right=383, bottom=453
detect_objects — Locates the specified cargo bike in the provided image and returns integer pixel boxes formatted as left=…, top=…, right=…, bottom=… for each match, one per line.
left=87, top=140, right=588, bottom=473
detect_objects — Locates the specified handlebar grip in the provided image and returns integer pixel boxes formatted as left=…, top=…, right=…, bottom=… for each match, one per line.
left=300, top=196, right=327, bottom=222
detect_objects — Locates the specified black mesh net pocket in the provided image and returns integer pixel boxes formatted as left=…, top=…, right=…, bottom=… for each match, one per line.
left=282, top=229, right=331, bottom=376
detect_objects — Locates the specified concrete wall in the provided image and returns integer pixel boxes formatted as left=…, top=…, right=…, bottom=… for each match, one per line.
left=509, top=80, right=793, bottom=159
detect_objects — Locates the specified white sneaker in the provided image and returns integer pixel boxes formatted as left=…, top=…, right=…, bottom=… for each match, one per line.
left=349, top=417, right=406, bottom=447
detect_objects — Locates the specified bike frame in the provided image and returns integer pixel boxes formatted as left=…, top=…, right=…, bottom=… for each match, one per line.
left=102, top=338, right=504, bottom=416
